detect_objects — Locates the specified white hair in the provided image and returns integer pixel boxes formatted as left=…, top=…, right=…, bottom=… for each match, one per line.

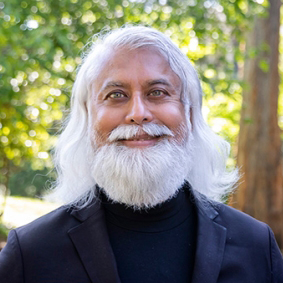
left=47, top=24, right=239, bottom=208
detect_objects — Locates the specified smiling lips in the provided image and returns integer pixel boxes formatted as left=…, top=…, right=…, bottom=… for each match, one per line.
left=118, top=134, right=161, bottom=148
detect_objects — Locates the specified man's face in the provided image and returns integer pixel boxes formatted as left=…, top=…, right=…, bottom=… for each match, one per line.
left=90, top=47, right=187, bottom=148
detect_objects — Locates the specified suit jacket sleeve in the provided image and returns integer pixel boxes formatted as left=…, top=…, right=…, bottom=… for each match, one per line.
left=0, top=229, right=24, bottom=283
left=269, top=226, right=283, bottom=282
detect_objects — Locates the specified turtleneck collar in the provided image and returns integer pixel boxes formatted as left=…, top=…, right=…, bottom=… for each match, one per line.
left=98, top=184, right=195, bottom=233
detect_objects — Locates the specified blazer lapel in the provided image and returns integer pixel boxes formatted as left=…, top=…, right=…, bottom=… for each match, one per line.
left=192, top=200, right=227, bottom=283
left=68, top=201, right=121, bottom=283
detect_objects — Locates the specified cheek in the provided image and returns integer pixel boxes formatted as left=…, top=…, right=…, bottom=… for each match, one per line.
left=92, top=106, right=124, bottom=137
left=157, top=104, right=188, bottom=143
left=158, top=104, right=186, bottom=129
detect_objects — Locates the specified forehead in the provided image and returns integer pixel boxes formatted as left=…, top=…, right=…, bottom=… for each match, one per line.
left=92, top=47, right=181, bottom=93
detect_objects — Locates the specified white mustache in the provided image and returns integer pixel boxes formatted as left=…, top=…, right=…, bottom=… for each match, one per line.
left=108, top=124, right=174, bottom=142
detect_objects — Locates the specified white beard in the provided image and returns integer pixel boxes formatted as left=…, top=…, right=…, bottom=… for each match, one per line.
left=89, top=124, right=193, bottom=209
left=90, top=124, right=193, bottom=209
left=91, top=141, right=193, bottom=209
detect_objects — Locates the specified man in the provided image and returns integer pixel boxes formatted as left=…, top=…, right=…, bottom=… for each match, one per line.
left=0, top=25, right=282, bottom=283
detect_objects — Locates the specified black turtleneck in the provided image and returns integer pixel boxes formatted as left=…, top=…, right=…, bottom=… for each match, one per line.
left=100, top=186, right=197, bottom=283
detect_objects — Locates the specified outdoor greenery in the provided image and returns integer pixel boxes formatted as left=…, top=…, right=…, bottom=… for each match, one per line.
left=0, top=0, right=282, bottom=205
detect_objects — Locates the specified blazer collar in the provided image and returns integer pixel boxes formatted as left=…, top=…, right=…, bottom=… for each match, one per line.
left=191, top=196, right=227, bottom=283
left=68, top=200, right=121, bottom=283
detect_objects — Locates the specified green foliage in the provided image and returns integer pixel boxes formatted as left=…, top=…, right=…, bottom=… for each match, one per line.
left=8, top=163, right=54, bottom=197
left=0, top=223, right=9, bottom=241
left=0, top=0, right=267, bottom=196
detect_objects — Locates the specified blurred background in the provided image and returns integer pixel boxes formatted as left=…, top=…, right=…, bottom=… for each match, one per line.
left=0, top=0, right=283, bottom=249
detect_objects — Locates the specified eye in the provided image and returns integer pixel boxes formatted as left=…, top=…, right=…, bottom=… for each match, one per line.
left=149, top=90, right=166, bottom=97
left=108, top=92, right=126, bottom=99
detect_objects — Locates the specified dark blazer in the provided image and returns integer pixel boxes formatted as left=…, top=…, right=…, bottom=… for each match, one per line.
left=0, top=192, right=283, bottom=283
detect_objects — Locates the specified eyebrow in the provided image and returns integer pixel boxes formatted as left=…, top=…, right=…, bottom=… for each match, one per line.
left=145, top=79, right=171, bottom=87
left=100, top=81, right=128, bottom=91
left=100, top=78, right=173, bottom=93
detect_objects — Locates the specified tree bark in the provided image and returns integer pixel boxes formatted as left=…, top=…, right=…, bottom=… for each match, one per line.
left=232, top=0, right=283, bottom=248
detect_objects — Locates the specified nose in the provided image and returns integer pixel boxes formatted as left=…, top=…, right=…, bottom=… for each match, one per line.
left=125, top=95, right=153, bottom=125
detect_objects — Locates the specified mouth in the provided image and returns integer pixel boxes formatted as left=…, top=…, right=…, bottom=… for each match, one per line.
left=120, top=134, right=161, bottom=141
left=118, top=134, right=162, bottom=148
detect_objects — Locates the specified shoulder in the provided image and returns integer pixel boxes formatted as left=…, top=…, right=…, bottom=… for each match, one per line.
left=12, top=198, right=102, bottom=248
left=196, top=196, right=268, bottom=234
left=206, top=201, right=282, bottom=261
left=214, top=203, right=283, bottom=280
left=213, top=202, right=271, bottom=245
left=8, top=205, right=82, bottom=253
left=0, top=201, right=103, bottom=282
left=216, top=202, right=267, bottom=231
left=17, top=205, right=77, bottom=236
left=0, top=206, right=79, bottom=282
left=195, top=195, right=277, bottom=250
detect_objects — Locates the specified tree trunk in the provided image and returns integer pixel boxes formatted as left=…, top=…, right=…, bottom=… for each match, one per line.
left=232, top=0, right=283, bottom=248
